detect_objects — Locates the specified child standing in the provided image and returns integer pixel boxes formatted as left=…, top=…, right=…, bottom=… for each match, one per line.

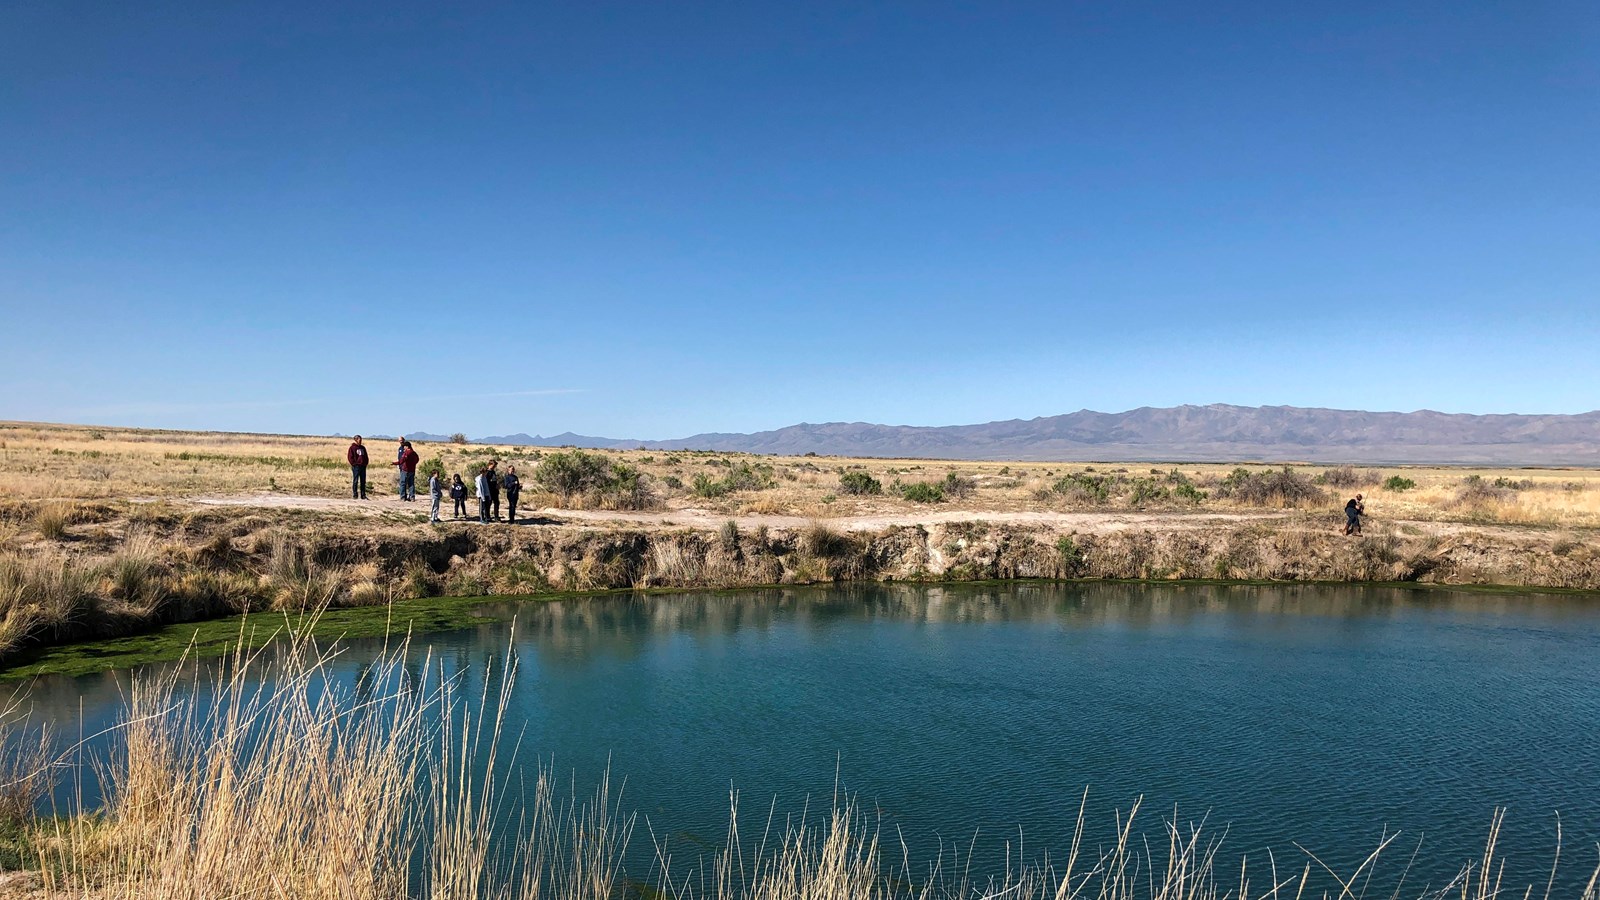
left=428, top=471, right=444, bottom=523
left=450, top=474, right=468, bottom=518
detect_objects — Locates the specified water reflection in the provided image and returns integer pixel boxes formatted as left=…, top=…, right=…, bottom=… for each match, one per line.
left=16, top=582, right=1600, bottom=895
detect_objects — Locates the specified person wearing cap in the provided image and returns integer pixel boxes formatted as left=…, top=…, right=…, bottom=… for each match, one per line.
left=346, top=435, right=369, bottom=499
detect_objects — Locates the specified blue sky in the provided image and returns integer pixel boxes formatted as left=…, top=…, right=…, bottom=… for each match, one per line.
left=3, top=1, right=1597, bottom=438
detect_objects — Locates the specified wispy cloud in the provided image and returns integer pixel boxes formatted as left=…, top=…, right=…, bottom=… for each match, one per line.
left=67, top=389, right=584, bottom=419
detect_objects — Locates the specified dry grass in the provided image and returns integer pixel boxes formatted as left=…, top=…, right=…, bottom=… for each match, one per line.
left=5, top=420, right=1599, bottom=527
left=0, top=634, right=1593, bottom=899
left=0, top=420, right=1597, bottom=666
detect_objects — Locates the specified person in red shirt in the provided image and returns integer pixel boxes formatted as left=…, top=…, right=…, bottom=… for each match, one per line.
left=346, top=436, right=370, bottom=499
left=391, top=440, right=420, bottom=501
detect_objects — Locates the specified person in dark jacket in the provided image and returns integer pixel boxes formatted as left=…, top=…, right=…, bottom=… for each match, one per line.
left=484, top=459, right=501, bottom=520
left=346, top=436, right=369, bottom=499
left=450, top=474, right=468, bottom=518
left=392, top=440, right=420, bottom=501
left=1343, top=493, right=1365, bottom=535
left=503, top=466, right=522, bottom=524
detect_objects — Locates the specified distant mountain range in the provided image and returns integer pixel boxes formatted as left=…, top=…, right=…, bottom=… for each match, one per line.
left=405, top=404, right=1600, bottom=465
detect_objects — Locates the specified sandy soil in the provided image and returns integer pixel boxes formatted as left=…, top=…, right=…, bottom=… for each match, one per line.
left=189, top=490, right=1306, bottom=535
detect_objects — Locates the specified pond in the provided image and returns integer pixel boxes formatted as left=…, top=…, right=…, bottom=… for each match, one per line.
left=23, top=582, right=1600, bottom=893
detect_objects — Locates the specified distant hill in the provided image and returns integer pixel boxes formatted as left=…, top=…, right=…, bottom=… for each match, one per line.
left=437, top=405, right=1600, bottom=465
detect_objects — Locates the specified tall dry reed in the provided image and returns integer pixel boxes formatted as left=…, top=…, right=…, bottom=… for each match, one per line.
left=6, top=629, right=1595, bottom=900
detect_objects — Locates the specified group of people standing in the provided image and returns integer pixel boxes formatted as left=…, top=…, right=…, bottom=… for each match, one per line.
left=345, top=435, right=523, bottom=525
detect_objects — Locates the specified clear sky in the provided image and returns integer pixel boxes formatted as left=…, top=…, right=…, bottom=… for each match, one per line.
left=3, top=1, right=1597, bottom=438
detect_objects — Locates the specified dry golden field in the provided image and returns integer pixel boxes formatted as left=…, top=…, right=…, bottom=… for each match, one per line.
left=4, top=419, right=1599, bottom=527
left=2, top=420, right=1598, bottom=667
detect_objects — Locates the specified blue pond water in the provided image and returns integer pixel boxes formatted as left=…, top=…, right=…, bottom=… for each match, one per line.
left=30, top=582, right=1600, bottom=893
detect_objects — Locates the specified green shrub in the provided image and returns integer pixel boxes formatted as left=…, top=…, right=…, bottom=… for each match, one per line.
left=533, top=450, right=653, bottom=509
left=532, top=450, right=613, bottom=497
left=838, top=471, right=883, bottom=496
left=692, top=473, right=729, bottom=499
left=418, top=457, right=446, bottom=482
left=1051, top=472, right=1112, bottom=504
left=1129, top=478, right=1169, bottom=506
left=899, top=482, right=945, bottom=503
left=1382, top=475, right=1416, bottom=492
left=1055, top=535, right=1084, bottom=576
left=1216, top=467, right=1323, bottom=507
left=692, top=461, right=775, bottom=498
left=940, top=473, right=975, bottom=499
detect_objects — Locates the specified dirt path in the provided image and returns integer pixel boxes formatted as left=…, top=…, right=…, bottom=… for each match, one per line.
left=186, top=491, right=1308, bottom=534
left=184, top=491, right=1560, bottom=541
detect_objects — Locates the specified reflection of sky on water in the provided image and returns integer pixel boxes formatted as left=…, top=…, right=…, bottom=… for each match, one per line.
left=17, top=583, right=1600, bottom=894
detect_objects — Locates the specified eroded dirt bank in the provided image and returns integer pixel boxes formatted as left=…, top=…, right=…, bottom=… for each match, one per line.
left=5, top=492, right=1596, bottom=670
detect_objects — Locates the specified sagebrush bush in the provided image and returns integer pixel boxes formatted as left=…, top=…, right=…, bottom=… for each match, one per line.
left=838, top=471, right=882, bottom=495
left=1215, top=467, right=1323, bottom=507
left=1383, top=476, right=1417, bottom=492
left=1051, top=472, right=1112, bottom=504
left=534, top=450, right=654, bottom=510
left=693, top=462, right=775, bottom=498
left=898, top=482, right=944, bottom=503
left=940, top=473, right=975, bottom=499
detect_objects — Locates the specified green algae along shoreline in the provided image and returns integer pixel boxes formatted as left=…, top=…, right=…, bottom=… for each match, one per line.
left=8, top=577, right=1599, bottom=682
left=4, top=509, right=1599, bottom=680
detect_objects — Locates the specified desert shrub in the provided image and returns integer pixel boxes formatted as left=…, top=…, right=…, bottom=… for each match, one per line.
left=1055, top=535, right=1085, bottom=577
left=719, top=520, right=740, bottom=549
left=801, top=522, right=854, bottom=558
left=1383, top=476, right=1417, bottom=492
left=662, top=475, right=684, bottom=490
left=940, top=473, right=976, bottom=499
left=418, top=457, right=446, bottom=482
left=693, top=462, right=775, bottom=498
left=1455, top=475, right=1512, bottom=506
left=1051, top=472, right=1112, bottom=504
left=1316, top=466, right=1363, bottom=487
left=532, top=451, right=611, bottom=497
left=898, top=482, right=945, bottom=504
left=464, top=457, right=501, bottom=480
left=1215, top=467, right=1323, bottom=507
left=838, top=471, right=882, bottom=496
left=533, top=451, right=654, bottom=509
left=1129, top=478, right=1169, bottom=506
left=692, top=473, right=729, bottom=499
left=449, top=432, right=468, bottom=444
left=1493, top=476, right=1535, bottom=491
